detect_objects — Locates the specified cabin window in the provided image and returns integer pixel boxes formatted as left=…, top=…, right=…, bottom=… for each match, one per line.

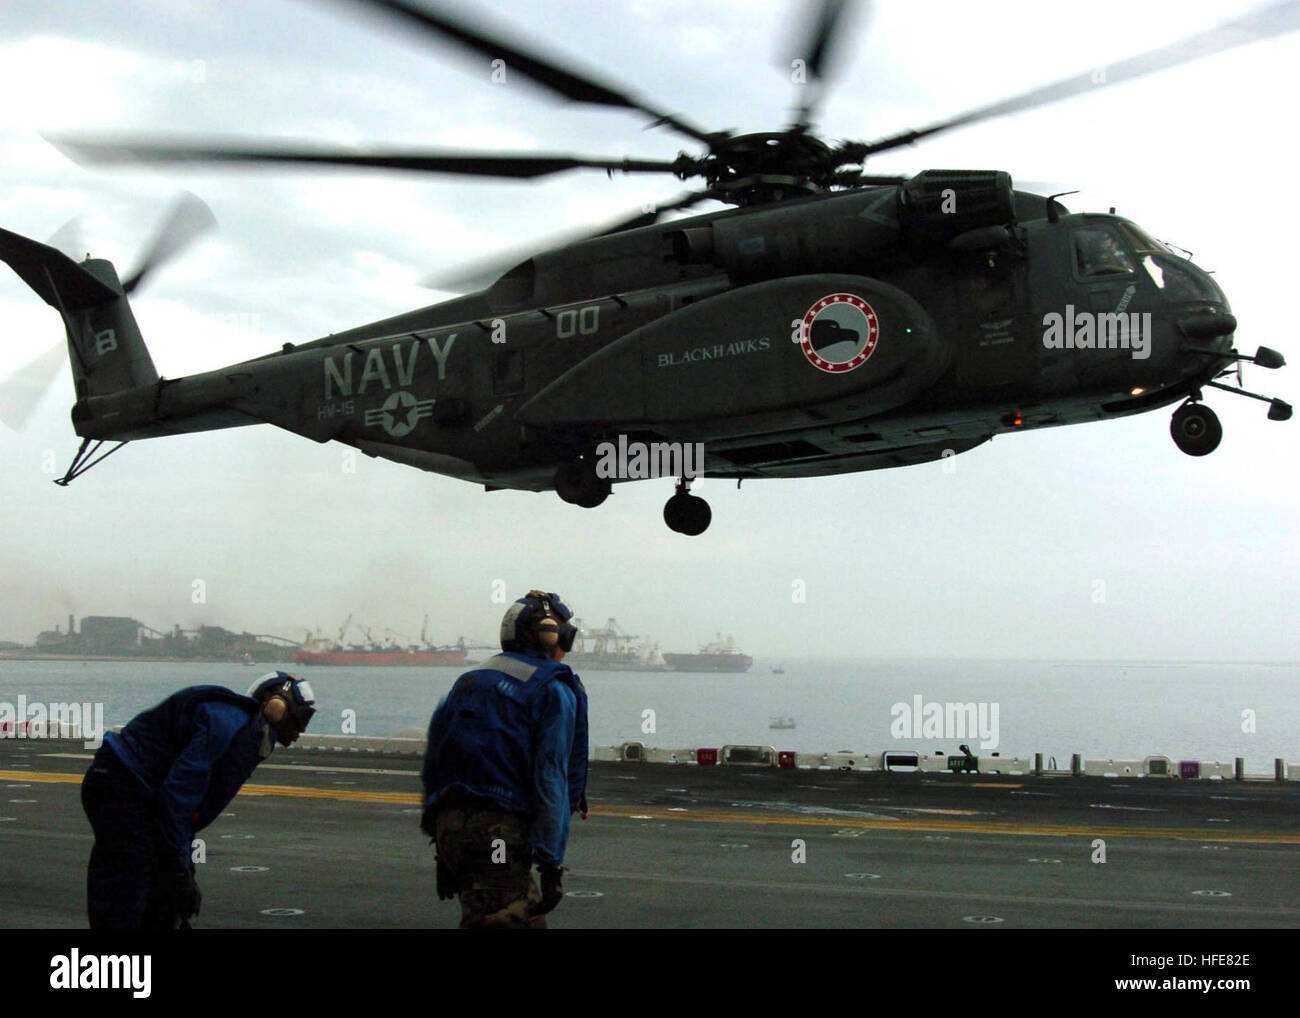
left=493, top=349, right=524, bottom=395
left=1073, top=228, right=1134, bottom=277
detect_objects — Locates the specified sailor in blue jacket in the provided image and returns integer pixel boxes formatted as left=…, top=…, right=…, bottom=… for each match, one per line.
left=421, top=590, right=589, bottom=928
left=79, top=673, right=316, bottom=929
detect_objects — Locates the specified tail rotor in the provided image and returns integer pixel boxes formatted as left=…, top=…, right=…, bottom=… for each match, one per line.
left=0, top=193, right=216, bottom=432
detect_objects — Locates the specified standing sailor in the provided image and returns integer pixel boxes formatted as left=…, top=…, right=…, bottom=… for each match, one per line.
left=421, top=590, right=589, bottom=928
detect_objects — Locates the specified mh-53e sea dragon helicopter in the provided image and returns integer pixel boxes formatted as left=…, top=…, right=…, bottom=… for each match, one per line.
left=0, top=0, right=1292, bottom=534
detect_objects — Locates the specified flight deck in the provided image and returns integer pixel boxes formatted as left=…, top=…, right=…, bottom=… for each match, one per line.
left=1, top=737, right=1298, bottom=930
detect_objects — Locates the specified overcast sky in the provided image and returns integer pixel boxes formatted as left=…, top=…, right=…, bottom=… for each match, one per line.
left=0, top=0, right=1297, bottom=660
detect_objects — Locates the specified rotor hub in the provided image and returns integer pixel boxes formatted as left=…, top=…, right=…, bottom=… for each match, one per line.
left=699, top=132, right=838, bottom=205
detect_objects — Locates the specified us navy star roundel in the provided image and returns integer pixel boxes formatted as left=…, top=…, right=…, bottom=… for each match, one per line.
left=799, top=293, right=879, bottom=373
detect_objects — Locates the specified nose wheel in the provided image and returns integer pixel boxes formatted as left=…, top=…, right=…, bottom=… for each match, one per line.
left=1170, top=401, right=1222, bottom=456
left=663, top=479, right=711, bottom=535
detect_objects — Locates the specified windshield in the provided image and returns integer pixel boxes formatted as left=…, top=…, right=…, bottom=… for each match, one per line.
left=1117, top=220, right=1172, bottom=255
left=1141, top=254, right=1225, bottom=303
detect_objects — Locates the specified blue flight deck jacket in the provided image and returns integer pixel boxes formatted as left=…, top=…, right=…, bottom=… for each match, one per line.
left=104, top=685, right=276, bottom=873
left=421, top=651, right=590, bottom=868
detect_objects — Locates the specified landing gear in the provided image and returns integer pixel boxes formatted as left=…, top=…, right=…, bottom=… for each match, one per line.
left=1170, top=344, right=1291, bottom=454
left=1170, top=401, right=1221, bottom=457
left=553, top=460, right=609, bottom=508
left=663, top=479, right=711, bottom=535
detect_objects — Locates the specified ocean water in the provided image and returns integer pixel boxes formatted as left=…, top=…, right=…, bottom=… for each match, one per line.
left=1, top=656, right=1295, bottom=767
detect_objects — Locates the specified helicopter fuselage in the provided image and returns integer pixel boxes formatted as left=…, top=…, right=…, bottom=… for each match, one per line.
left=70, top=173, right=1237, bottom=496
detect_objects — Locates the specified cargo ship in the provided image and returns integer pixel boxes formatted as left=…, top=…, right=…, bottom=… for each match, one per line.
left=663, top=635, right=753, bottom=673
left=292, top=616, right=467, bottom=667
left=292, top=646, right=467, bottom=667
left=565, top=617, right=667, bottom=672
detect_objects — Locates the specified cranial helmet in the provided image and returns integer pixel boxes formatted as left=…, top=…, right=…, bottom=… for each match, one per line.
left=246, top=672, right=317, bottom=741
left=499, top=590, right=577, bottom=655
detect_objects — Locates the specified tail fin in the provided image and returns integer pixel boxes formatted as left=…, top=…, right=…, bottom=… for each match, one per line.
left=0, top=227, right=158, bottom=399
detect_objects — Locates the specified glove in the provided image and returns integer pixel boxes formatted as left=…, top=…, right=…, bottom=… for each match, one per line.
left=532, top=865, right=564, bottom=916
left=436, top=857, right=459, bottom=901
left=165, top=870, right=201, bottom=919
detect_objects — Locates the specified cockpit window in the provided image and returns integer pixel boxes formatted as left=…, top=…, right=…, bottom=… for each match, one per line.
left=1074, top=228, right=1135, bottom=277
left=1117, top=220, right=1171, bottom=255
left=1142, top=254, right=1224, bottom=303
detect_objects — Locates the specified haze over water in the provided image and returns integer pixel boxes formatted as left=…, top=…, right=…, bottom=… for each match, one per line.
left=2, top=657, right=1295, bottom=768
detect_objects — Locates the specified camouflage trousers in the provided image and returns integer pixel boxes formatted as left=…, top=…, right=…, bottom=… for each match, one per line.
left=434, top=807, right=546, bottom=929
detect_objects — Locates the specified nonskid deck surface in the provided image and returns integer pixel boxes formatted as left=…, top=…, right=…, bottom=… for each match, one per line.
left=1, top=740, right=1297, bottom=929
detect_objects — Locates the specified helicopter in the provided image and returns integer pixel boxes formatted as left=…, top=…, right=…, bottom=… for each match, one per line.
left=0, top=0, right=1292, bottom=535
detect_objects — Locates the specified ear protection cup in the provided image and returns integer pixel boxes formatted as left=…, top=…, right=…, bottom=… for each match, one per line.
left=534, top=618, right=561, bottom=648
left=264, top=695, right=288, bottom=725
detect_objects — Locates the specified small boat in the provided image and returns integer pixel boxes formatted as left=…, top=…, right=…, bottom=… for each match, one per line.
left=769, top=716, right=796, bottom=729
left=771, top=666, right=785, bottom=674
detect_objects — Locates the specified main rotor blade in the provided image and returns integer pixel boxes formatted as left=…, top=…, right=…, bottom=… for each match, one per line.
left=46, top=218, right=87, bottom=262
left=325, top=0, right=718, bottom=145
left=0, top=342, right=66, bottom=431
left=48, top=134, right=691, bottom=183
left=122, top=191, right=216, bottom=295
left=857, top=0, right=1300, bottom=157
left=785, top=0, right=864, bottom=130
left=426, top=189, right=717, bottom=292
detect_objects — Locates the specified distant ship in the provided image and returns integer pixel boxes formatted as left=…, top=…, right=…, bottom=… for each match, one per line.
left=292, top=616, right=467, bottom=667
left=769, top=716, right=796, bottom=729
left=565, top=617, right=667, bottom=672
left=663, top=635, right=753, bottom=673
left=292, top=646, right=467, bottom=667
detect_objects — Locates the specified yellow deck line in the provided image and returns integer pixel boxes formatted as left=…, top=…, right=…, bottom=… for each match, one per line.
left=6, top=771, right=1297, bottom=844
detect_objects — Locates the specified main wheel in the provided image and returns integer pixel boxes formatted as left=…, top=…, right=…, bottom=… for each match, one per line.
left=663, top=492, right=711, bottom=535
left=1170, top=402, right=1222, bottom=456
left=554, top=462, right=610, bottom=507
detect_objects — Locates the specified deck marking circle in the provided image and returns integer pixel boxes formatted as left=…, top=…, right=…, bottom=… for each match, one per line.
left=260, top=908, right=304, bottom=916
left=963, top=915, right=1004, bottom=924
left=222, top=812, right=236, bottom=817
left=663, top=788, right=687, bottom=793
left=924, top=835, right=952, bottom=841
left=667, top=807, right=687, bottom=812
left=721, top=843, right=749, bottom=849
left=1206, top=818, right=1231, bottom=823
left=5, top=784, right=31, bottom=788
left=1027, top=858, right=1062, bottom=864
left=845, top=872, right=880, bottom=880
left=1192, top=890, right=1232, bottom=897
left=630, top=814, right=653, bottom=819
left=231, top=865, right=269, bottom=873
left=566, top=891, right=603, bottom=899
left=1200, top=845, right=1230, bottom=851
left=222, top=834, right=255, bottom=840
left=8, top=799, right=37, bottom=803
left=0, top=817, right=15, bottom=822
